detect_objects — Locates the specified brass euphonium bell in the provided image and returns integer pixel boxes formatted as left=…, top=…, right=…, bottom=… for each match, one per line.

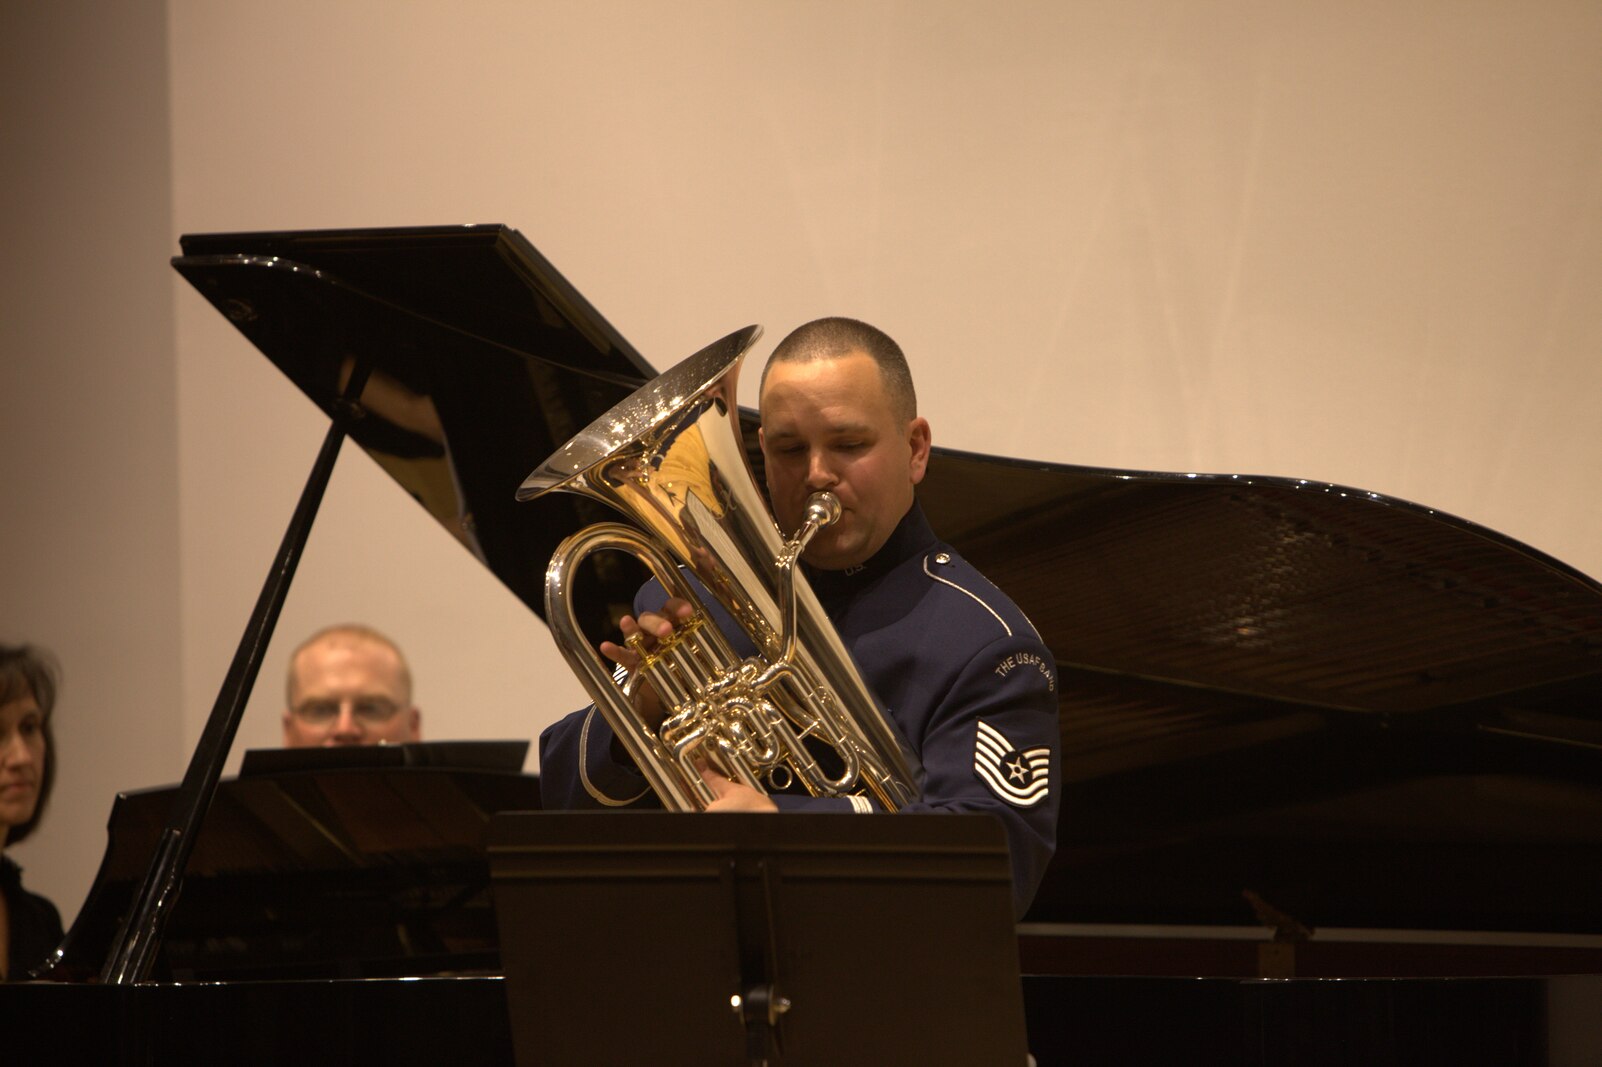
left=518, top=326, right=919, bottom=812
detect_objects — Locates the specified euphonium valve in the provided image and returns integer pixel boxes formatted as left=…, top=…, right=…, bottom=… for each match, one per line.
left=517, top=326, right=919, bottom=812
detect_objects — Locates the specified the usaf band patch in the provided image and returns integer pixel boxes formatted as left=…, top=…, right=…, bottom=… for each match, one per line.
left=974, top=720, right=1050, bottom=807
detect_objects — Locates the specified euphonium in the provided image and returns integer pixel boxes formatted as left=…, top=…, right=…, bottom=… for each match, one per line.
left=517, top=326, right=919, bottom=812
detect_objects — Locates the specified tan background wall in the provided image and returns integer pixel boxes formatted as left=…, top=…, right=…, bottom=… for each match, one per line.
left=2, top=0, right=182, bottom=928
left=4, top=0, right=1599, bottom=925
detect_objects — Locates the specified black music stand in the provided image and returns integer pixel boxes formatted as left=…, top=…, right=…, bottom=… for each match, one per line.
left=488, top=812, right=1029, bottom=1067
left=238, top=738, right=530, bottom=776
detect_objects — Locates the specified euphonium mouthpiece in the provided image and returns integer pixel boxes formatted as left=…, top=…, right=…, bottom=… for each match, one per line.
left=804, top=492, right=842, bottom=528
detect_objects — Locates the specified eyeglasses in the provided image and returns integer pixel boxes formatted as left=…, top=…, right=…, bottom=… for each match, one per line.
left=290, top=698, right=403, bottom=726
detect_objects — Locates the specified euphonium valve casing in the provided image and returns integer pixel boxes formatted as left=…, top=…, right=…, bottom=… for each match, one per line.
left=518, top=326, right=919, bottom=812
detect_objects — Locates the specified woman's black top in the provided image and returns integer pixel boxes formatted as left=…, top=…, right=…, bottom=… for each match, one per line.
left=2, top=853, right=63, bottom=981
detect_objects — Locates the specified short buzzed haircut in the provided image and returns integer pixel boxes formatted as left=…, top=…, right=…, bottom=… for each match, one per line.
left=761, top=317, right=918, bottom=423
left=286, top=623, right=412, bottom=706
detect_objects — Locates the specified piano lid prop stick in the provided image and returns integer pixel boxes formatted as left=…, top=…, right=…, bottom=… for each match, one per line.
left=100, top=362, right=373, bottom=985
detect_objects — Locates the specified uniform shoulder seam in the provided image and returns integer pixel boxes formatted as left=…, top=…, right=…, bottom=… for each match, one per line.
left=922, top=555, right=1012, bottom=637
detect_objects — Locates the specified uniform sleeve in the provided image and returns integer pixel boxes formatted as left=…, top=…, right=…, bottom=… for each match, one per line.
left=538, top=706, right=661, bottom=809
left=758, top=630, right=1058, bottom=918
left=902, top=631, right=1060, bottom=917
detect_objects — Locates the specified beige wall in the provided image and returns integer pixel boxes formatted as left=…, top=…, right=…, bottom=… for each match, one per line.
left=1, top=0, right=181, bottom=926
left=4, top=0, right=1600, bottom=925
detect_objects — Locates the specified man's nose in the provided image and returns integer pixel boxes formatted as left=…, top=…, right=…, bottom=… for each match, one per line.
left=328, top=704, right=363, bottom=743
left=805, top=451, right=837, bottom=489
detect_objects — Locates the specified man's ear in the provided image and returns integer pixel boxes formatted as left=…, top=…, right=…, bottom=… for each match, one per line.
left=907, top=417, right=932, bottom=485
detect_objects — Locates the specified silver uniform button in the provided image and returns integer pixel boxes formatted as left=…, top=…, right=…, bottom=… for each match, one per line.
left=933, top=552, right=952, bottom=565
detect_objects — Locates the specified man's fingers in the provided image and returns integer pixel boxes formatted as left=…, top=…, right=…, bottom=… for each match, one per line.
left=598, top=640, right=637, bottom=669
left=602, top=602, right=697, bottom=677
left=631, top=609, right=680, bottom=641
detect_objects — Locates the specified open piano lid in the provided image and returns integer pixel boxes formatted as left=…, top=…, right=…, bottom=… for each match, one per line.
left=174, top=224, right=658, bottom=638
left=173, top=225, right=1602, bottom=946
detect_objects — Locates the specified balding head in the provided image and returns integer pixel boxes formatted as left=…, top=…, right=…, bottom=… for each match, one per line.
left=283, top=624, right=420, bottom=747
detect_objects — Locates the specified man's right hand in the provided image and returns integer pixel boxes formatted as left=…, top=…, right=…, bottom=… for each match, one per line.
left=598, top=597, right=695, bottom=732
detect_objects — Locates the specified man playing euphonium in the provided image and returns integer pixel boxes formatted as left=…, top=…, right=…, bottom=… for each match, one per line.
left=538, top=317, right=1060, bottom=916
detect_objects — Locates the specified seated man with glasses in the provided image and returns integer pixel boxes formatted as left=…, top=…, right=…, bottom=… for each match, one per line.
left=282, top=624, right=422, bottom=747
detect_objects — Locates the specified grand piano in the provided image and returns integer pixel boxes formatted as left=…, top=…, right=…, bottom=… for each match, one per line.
left=14, top=225, right=1602, bottom=1065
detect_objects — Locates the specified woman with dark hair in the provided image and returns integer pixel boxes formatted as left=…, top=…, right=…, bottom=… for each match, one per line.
left=0, top=643, right=63, bottom=981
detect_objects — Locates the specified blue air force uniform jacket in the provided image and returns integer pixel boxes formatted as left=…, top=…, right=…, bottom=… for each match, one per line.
left=538, top=503, right=1060, bottom=916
